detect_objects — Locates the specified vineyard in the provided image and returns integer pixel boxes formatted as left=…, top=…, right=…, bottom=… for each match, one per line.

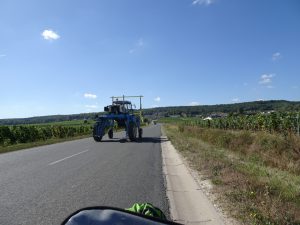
left=163, top=112, right=300, bottom=225
left=0, top=123, right=92, bottom=146
left=161, top=112, right=300, bottom=135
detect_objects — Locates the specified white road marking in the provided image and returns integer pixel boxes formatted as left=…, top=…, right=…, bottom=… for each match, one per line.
left=48, top=149, right=89, bottom=166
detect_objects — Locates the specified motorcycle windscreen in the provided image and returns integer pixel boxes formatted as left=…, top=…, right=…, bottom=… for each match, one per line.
left=63, top=208, right=171, bottom=225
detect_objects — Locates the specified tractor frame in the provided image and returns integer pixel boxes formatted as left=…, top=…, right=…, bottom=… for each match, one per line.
left=93, top=95, right=143, bottom=142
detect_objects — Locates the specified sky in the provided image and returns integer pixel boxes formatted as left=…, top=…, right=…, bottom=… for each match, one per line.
left=0, top=0, right=299, bottom=119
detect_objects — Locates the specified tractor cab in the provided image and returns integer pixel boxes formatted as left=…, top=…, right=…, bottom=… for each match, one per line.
left=104, top=100, right=133, bottom=114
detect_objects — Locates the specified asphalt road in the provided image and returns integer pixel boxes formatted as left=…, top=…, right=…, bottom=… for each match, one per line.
left=0, top=125, right=168, bottom=225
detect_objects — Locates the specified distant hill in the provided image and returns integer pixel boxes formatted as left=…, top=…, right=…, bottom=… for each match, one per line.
left=0, top=100, right=299, bottom=125
left=0, top=113, right=104, bottom=125
left=144, top=100, right=300, bottom=117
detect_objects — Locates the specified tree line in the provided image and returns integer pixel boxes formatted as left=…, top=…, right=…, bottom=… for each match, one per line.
left=146, top=100, right=300, bottom=117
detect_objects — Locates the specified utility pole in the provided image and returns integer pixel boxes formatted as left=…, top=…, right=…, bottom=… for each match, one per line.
left=297, top=113, right=299, bottom=137
left=140, top=96, right=142, bottom=111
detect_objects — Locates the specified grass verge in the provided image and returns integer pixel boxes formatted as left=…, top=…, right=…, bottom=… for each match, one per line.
left=163, top=124, right=300, bottom=225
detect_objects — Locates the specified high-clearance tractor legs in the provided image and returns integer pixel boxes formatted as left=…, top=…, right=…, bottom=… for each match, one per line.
left=93, top=117, right=143, bottom=142
left=93, top=95, right=144, bottom=142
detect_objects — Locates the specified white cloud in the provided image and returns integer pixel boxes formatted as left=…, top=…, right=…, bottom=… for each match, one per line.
left=84, top=93, right=97, bottom=99
left=0, top=54, right=6, bottom=58
left=129, top=38, right=145, bottom=54
left=151, top=105, right=159, bottom=108
left=42, top=29, right=60, bottom=40
left=266, top=85, right=274, bottom=89
left=189, top=101, right=200, bottom=106
left=154, top=96, right=161, bottom=102
left=292, top=86, right=299, bottom=89
left=272, top=52, right=281, bottom=61
left=259, top=74, right=275, bottom=84
left=192, top=0, right=214, bottom=5
left=137, top=38, right=144, bottom=47
left=85, top=105, right=98, bottom=109
left=232, top=98, right=239, bottom=102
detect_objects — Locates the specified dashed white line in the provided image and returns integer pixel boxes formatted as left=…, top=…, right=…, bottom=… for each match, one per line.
left=48, top=149, right=89, bottom=166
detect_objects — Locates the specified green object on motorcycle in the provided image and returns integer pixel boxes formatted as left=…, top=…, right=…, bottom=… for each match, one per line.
left=126, top=203, right=167, bottom=220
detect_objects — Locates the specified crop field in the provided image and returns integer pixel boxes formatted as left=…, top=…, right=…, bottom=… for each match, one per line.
left=0, top=120, right=94, bottom=153
left=161, top=111, right=300, bottom=135
left=0, top=119, right=148, bottom=154
left=161, top=113, right=300, bottom=225
left=24, top=119, right=95, bottom=127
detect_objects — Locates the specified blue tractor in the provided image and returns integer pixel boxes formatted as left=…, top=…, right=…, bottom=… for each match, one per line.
left=93, top=95, right=143, bottom=142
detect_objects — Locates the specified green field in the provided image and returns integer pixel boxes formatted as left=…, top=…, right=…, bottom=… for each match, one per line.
left=25, top=119, right=95, bottom=127
left=0, top=120, right=94, bottom=154
left=0, top=119, right=148, bottom=154
left=161, top=111, right=300, bottom=135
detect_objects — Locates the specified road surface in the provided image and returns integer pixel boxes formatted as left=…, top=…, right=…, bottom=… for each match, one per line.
left=0, top=125, right=168, bottom=225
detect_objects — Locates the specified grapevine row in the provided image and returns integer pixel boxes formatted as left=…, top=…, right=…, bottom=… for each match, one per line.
left=164, top=112, right=300, bottom=135
left=0, top=125, right=92, bottom=145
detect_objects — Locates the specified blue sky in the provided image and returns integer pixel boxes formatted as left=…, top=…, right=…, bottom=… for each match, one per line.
left=0, top=0, right=299, bottom=119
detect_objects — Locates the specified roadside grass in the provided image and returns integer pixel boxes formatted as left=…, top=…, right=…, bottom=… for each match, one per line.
left=163, top=124, right=300, bottom=225
left=0, top=134, right=92, bottom=154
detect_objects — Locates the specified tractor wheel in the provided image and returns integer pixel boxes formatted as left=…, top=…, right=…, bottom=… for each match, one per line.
left=93, top=136, right=102, bottom=142
left=138, top=128, right=143, bottom=139
left=93, top=122, right=103, bottom=142
left=93, top=123, right=98, bottom=136
left=108, top=129, right=113, bottom=139
left=128, top=122, right=137, bottom=141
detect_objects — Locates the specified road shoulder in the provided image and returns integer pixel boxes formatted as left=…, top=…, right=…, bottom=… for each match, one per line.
left=161, top=135, right=225, bottom=224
